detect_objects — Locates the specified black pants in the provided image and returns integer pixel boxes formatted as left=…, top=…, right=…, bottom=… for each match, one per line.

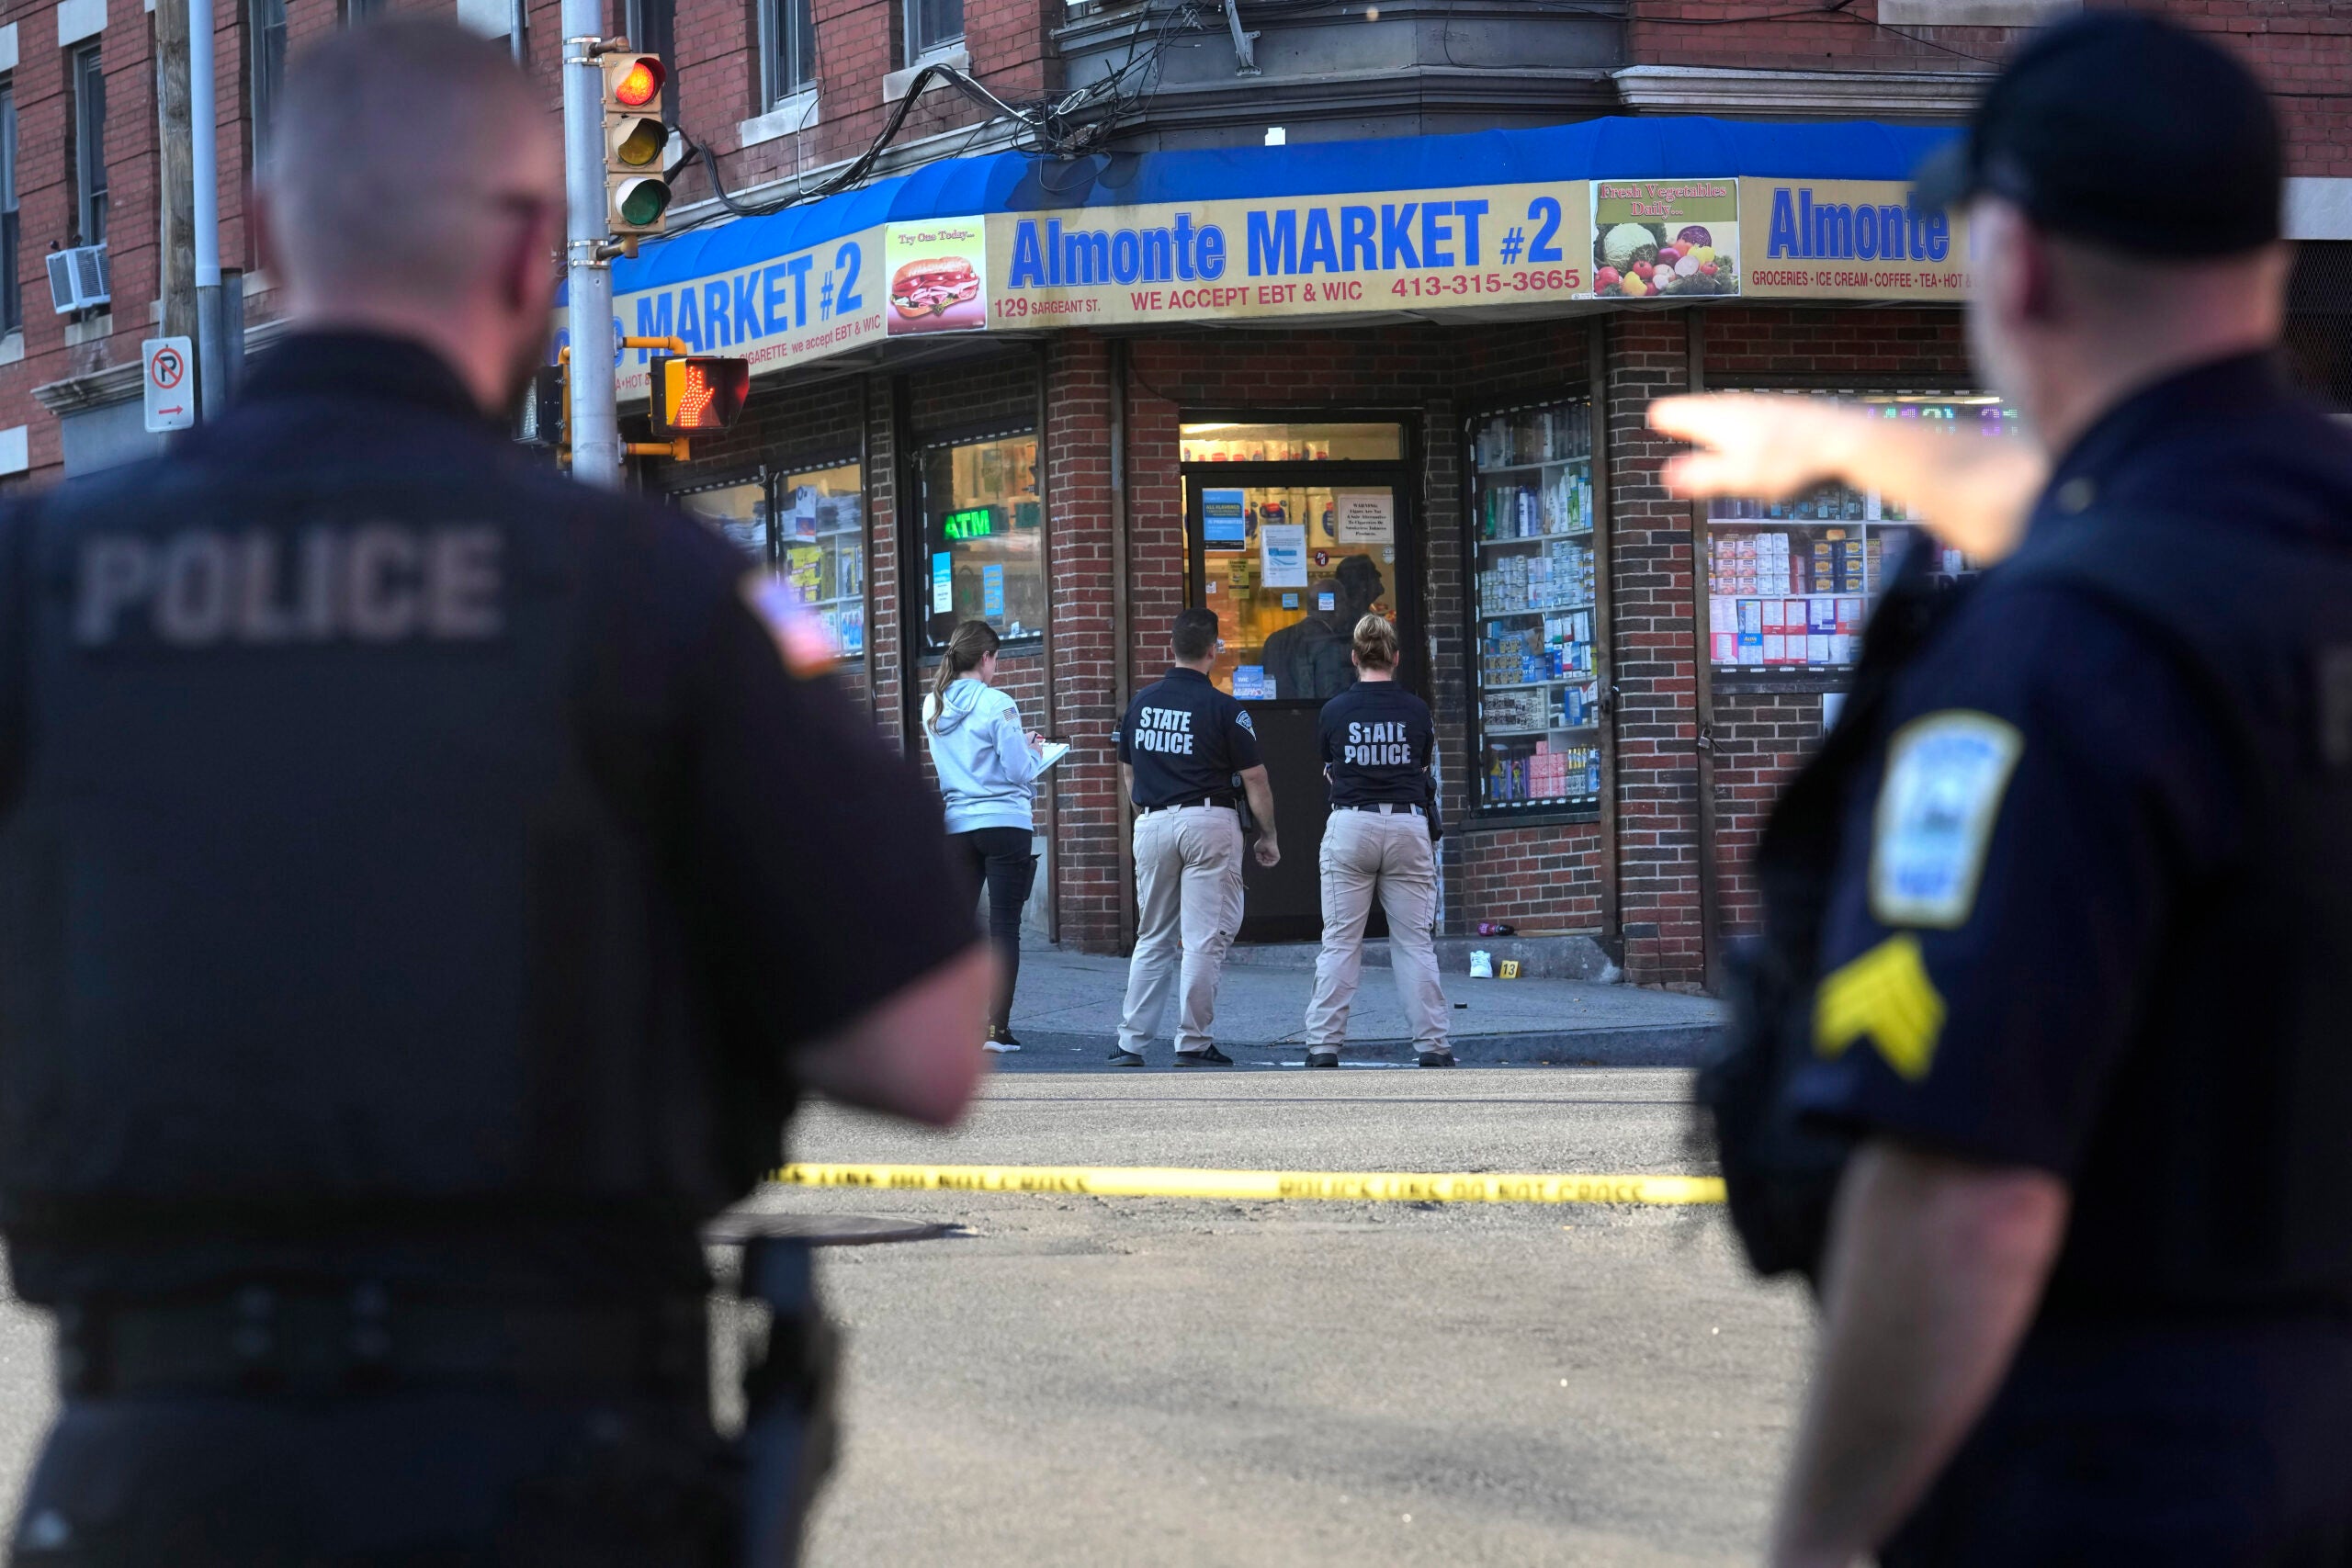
left=7, top=1389, right=804, bottom=1567
left=1883, top=1319, right=2352, bottom=1567
left=954, top=827, right=1036, bottom=1033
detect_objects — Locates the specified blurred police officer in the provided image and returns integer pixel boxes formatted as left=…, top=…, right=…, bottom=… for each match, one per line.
left=1661, top=15, right=2352, bottom=1566
left=1301, top=615, right=1451, bottom=1069
left=1111, top=609, right=1279, bottom=1066
left=0, top=23, right=989, bottom=1566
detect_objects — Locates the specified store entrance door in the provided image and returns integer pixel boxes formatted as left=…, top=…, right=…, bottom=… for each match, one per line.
left=1182, top=430, right=1417, bottom=942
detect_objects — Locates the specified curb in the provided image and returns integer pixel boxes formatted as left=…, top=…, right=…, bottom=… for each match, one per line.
left=992, top=1021, right=1722, bottom=1067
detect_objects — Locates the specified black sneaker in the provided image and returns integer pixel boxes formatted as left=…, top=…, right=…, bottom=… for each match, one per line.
left=1173, top=1045, right=1233, bottom=1066
left=1106, top=1049, right=1146, bottom=1067
left=1418, top=1051, right=1457, bottom=1068
left=984, top=1028, right=1023, bottom=1054
left=1306, top=1050, right=1340, bottom=1069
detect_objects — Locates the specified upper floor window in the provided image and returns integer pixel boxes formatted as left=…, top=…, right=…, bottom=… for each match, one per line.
left=905, top=0, right=961, bottom=62
left=250, top=0, right=288, bottom=165
left=0, top=84, right=18, bottom=332
left=763, top=0, right=816, bottom=103
left=71, top=45, right=106, bottom=247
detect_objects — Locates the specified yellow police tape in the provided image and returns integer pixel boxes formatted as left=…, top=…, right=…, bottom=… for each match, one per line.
left=773, top=1162, right=1725, bottom=1206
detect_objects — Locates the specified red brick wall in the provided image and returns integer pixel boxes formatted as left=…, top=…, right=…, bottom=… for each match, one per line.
left=1628, top=0, right=2351, bottom=178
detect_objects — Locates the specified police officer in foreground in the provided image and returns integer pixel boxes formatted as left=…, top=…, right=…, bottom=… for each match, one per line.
left=1111, top=609, right=1279, bottom=1066
left=1657, top=15, right=2352, bottom=1565
left=0, top=23, right=989, bottom=1565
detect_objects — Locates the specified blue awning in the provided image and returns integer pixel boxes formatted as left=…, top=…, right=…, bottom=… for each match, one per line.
left=610, top=114, right=1961, bottom=297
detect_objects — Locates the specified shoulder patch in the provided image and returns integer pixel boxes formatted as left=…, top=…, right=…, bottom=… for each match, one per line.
left=1235, top=709, right=1256, bottom=734
left=741, top=571, right=838, bottom=680
left=1869, top=709, right=2022, bottom=929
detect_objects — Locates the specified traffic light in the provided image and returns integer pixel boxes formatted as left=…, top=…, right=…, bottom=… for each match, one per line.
left=649, top=355, right=751, bottom=435
left=602, top=51, right=672, bottom=235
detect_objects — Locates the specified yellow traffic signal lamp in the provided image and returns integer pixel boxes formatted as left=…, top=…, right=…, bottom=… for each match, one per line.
left=649, top=355, right=751, bottom=436
left=602, top=52, right=672, bottom=235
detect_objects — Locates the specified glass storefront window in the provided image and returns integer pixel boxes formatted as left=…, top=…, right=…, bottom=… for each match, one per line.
left=777, top=461, right=865, bottom=657
left=1180, top=422, right=1405, bottom=464
left=1467, top=398, right=1600, bottom=815
left=1195, top=483, right=1401, bottom=700
left=676, top=480, right=769, bottom=563
left=1704, top=393, right=2018, bottom=673
left=918, top=431, right=1041, bottom=651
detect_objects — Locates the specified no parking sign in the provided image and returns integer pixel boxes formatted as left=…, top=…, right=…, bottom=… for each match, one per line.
left=143, top=337, right=195, bottom=433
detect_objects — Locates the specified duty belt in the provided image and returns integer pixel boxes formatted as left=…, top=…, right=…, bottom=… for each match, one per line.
left=1336, top=803, right=1425, bottom=816
left=1137, top=795, right=1238, bottom=815
left=55, top=1287, right=711, bottom=1398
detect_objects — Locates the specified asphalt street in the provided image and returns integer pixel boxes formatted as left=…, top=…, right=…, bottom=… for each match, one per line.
left=779, top=1066, right=1814, bottom=1567
left=0, top=1068, right=1817, bottom=1566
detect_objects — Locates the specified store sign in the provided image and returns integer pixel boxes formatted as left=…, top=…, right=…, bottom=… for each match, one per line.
left=1737, top=179, right=1973, bottom=300
left=582, top=172, right=1967, bottom=394
left=887, top=219, right=989, bottom=335
left=1202, top=488, right=1248, bottom=548
left=599, top=224, right=888, bottom=399
left=1589, top=179, right=1740, bottom=301
left=988, top=178, right=1594, bottom=328
left=943, top=507, right=994, bottom=541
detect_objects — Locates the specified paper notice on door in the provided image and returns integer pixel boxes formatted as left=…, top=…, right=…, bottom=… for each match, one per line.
left=1202, top=488, right=1248, bottom=548
left=1261, top=524, right=1309, bottom=587
left=1333, top=491, right=1395, bottom=546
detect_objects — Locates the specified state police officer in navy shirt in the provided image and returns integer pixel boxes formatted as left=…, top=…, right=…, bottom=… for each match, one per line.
left=1300, top=615, right=1452, bottom=1067
left=0, top=24, right=988, bottom=1565
left=1660, top=17, right=2352, bottom=1567
left=1111, top=608, right=1279, bottom=1066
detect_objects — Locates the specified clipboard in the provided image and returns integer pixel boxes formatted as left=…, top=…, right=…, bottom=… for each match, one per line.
left=1033, top=740, right=1073, bottom=773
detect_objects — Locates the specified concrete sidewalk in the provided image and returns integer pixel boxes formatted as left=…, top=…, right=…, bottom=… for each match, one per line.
left=1006, top=942, right=1724, bottom=1066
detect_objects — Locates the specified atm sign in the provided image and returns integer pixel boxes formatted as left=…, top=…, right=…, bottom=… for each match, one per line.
left=944, top=508, right=995, bottom=541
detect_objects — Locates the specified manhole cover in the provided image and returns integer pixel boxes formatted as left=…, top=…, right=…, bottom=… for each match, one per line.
left=703, top=1213, right=951, bottom=1247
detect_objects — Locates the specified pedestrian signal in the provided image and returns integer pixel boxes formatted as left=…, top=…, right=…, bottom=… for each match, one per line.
left=602, top=52, right=672, bottom=234
left=649, top=355, right=751, bottom=435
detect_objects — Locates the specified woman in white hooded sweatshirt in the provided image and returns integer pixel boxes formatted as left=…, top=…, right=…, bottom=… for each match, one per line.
left=922, top=620, right=1046, bottom=1051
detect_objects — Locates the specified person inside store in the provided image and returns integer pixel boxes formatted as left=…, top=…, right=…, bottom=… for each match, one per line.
left=1111, top=608, right=1281, bottom=1066
left=922, top=619, right=1048, bottom=1053
left=1259, top=554, right=1385, bottom=701
left=1300, top=615, right=1452, bottom=1069
left=1656, top=14, right=2352, bottom=1567
left=0, top=22, right=990, bottom=1566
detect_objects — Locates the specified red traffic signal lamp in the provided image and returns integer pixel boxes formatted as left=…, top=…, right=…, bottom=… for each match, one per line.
left=649, top=355, right=751, bottom=435
left=602, top=52, right=672, bottom=234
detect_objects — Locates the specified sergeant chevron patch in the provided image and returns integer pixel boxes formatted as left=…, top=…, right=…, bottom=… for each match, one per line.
left=1815, top=933, right=1946, bottom=1081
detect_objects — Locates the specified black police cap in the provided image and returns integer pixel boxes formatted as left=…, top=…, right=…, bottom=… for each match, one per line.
left=1914, top=11, right=2281, bottom=258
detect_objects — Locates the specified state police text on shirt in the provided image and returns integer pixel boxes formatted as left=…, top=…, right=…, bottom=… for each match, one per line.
left=1132, top=705, right=1196, bottom=755
left=1343, top=719, right=1416, bottom=768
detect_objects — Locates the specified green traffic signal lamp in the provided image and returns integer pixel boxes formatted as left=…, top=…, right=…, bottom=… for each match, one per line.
left=613, top=176, right=671, bottom=230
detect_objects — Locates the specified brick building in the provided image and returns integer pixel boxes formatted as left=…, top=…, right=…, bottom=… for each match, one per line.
left=6, top=0, right=2348, bottom=989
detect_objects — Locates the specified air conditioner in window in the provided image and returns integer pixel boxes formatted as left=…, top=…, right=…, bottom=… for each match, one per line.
left=46, top=244, right=110, bottom=314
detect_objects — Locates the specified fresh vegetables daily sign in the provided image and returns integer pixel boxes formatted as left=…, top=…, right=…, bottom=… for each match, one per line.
left=1588, top=179, right=1740, bottom=300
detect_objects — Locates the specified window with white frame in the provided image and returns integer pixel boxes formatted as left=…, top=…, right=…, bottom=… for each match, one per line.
left=763, top=0, right=816, bottom=104
left=0, top=84, right=17, bottom=332
left=71, top=45, right=105, bottom=247
left=905, top=0, right=961, bottom=62
left=249, top=0, right=288, bottom=167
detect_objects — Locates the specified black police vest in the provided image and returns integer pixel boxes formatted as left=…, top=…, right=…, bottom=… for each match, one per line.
left=2008, top=510, right=2352, bottom=1315
left=0, top=446, right=758, bottom=1255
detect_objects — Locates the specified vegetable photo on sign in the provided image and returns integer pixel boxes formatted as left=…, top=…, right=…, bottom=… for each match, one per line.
left=1589, top=179, right=1739, bottom=300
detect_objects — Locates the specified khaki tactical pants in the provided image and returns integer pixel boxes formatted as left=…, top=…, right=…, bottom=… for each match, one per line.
left=1304, top=806, right=1450, bottom=1052
left=1119, top=806, right=1246, bottom=1054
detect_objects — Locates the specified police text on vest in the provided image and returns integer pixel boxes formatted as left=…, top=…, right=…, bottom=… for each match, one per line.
left=74, top=526, right=506, bottom=648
